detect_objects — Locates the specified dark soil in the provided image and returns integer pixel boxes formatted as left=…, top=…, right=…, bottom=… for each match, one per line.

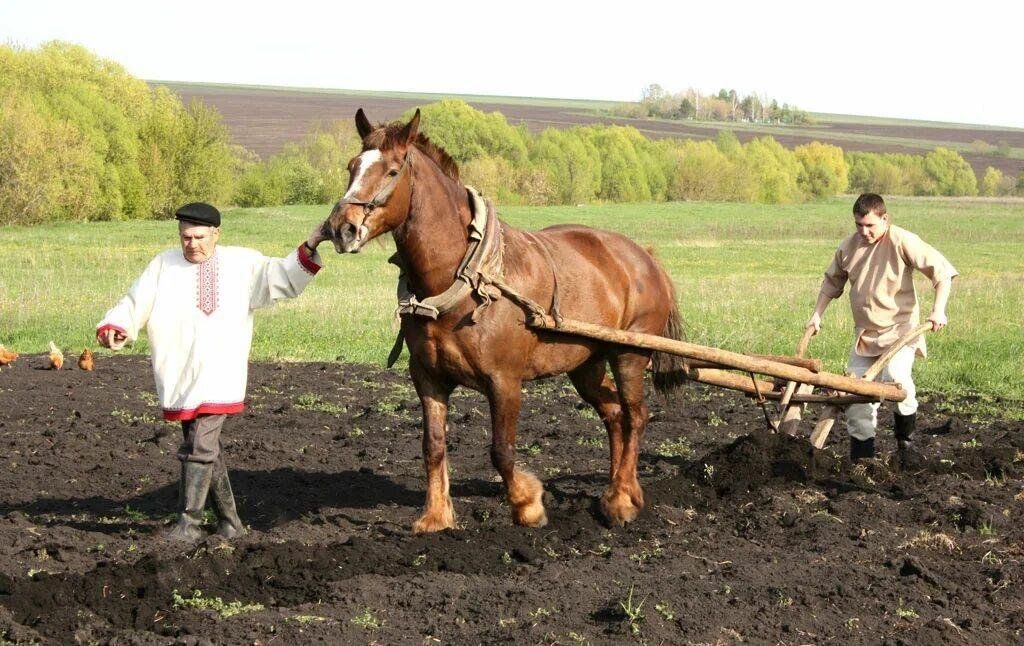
left=1, top=355, right=1022, bottom=644
left=165, top=83, right=1024, bottom=179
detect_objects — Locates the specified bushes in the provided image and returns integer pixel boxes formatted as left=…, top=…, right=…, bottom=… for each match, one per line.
left=405, top=100, right=529, bottom=164
left=924, top=147, right=978, bottom=196
left=846, top=148, right=980, bottom=197
left=530, top=128, right=602, bottom=204
left=0, top=41, right=238, bottom=224
left=233, top=121, right=362, bottom=207
left=795, top=142, right=849, bottom=198
left=665, top=140, right=740, bottom=201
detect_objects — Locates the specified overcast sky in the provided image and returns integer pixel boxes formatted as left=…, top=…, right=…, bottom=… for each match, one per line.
left=3, top=0, right=1022, bottom=128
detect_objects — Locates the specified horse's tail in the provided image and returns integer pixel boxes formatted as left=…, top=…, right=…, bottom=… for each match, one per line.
left=651, top=262, right=688, bottom=397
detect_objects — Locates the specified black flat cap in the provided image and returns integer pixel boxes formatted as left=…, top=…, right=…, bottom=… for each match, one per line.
left=174, top=202, right=221, bottom=227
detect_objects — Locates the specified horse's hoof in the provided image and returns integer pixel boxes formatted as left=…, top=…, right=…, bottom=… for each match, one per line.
left=513, top=501, right=548, bottom=528
left=412, top=507, right=456, bottom=534
left=601, top=490, right=640, bottom=525
left=627, top=485, right=646, bottom=511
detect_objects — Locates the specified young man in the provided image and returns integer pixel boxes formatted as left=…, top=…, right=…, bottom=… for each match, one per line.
left=97, top=202, right=329, bottom=542
left=807, top=193, right=957, bottom=462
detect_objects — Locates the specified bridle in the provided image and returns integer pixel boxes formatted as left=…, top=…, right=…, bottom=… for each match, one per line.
left=333, top=149, right=413, bottom=217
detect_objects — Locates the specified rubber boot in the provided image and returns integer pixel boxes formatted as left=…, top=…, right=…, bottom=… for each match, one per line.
left=894, top=412, right=923, bottom=469
left=850, top=436, right=875, bottom=462
left=164, top=461, right=214, bottom=542
left=209, top=460, right=246, bottom=539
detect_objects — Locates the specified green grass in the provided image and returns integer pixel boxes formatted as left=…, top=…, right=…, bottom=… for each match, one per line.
left=1, top=198, right=1021, bottom=414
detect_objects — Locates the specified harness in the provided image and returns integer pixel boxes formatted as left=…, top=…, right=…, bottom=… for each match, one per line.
left=386, top=186, right=562, bottom=367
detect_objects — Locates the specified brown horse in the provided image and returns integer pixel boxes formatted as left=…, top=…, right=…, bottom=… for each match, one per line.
left=324, top=109, right=686, bottom=533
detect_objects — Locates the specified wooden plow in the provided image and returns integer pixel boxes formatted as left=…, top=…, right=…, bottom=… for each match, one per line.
left=530, top=315, right=931, bottom=448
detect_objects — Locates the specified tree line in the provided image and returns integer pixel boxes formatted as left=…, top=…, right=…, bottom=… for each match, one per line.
left=2, top=43, right=1020, bottom=226
left=612, top=84, right=812, bottom=125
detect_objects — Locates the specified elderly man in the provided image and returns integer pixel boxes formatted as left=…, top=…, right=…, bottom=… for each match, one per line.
left=97, top=202, right=328, bottom=542
left=807, top=193, right=957, bottom=463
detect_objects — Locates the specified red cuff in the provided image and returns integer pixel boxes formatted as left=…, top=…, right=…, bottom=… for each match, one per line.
left=96, top=324, right=127, bottom=344
left=163, top=402, right=246, bottom=421
left=297, top=243, right=322, bottom=275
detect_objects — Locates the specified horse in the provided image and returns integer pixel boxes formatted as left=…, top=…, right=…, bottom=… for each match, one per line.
left=323, top=108, right=687, bottom=533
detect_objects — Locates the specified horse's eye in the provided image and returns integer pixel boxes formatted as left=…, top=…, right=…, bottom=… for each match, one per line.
left=388, top=169, right=399, bottom=177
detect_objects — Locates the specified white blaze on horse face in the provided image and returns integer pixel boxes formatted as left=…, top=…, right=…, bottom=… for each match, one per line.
left=344, top=149, right=383, bottom=200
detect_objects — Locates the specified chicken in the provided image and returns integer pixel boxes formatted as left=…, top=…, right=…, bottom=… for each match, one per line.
left=78, top=348, right=94, bottom=371
left=48, top=341, right=64, bottom=370
left=0, top=345, right=18, bottom=368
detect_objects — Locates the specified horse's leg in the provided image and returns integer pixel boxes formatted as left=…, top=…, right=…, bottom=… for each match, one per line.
left=487, top=377, right=547, bottom=527
left=568, top=358, right=625, bottom=482
left=603, top=350, right=651, bottom=525
left=410, top=359, right=456, bottom=534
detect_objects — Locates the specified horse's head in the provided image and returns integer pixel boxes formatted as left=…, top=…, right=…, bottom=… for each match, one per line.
left=325, top=108, right=420, bottom=253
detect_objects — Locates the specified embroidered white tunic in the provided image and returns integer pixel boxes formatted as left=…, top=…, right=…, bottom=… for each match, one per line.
left=97, top=244, right=322, bottom=421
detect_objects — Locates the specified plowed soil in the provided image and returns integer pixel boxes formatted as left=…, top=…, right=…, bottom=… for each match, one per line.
left=1, top=355, right=1022, bottom=644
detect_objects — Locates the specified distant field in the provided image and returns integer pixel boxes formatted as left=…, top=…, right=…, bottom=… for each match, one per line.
left=2, top=197, right=1021, bottom=416
left=162, top=81, right=1024, bottom=178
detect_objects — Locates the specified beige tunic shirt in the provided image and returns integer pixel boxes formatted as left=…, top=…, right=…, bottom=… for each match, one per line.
left=819, top=224, right=958, bottom=357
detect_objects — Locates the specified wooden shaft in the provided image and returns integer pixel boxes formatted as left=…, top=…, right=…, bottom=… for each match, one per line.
left=777, top=326, right=817, bottom=434
left=749, top=354, right=822, bottom=373
left=749, top=390, right=878, bottom=405
left=689, top=368, right=778, bottom=396
left=863, top=323, right=932, bottom=381
left=687, top=355, right=822, bottom=372
left=534, top=316, right=906, bottom=401
left=810, top=404, right=841, bottom=449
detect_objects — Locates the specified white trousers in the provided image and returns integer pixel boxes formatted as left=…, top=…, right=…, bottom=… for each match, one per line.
left=845, top=346, right=918, bottom=441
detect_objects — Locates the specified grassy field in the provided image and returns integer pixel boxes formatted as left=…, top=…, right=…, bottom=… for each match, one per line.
left=2, top=198, right=1021, bottom=416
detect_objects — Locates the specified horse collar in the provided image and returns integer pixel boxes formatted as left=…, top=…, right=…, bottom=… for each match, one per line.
left=390, top=186, right=502, bottom=323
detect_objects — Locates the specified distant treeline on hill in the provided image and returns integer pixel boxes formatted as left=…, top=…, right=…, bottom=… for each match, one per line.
left=612, top=84, right=812, bottom=125
left=2, top=43, right=1022, bottom=225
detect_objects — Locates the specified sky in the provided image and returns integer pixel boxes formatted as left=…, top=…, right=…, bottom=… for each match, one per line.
left=3, top=0, right=1022, bottom=128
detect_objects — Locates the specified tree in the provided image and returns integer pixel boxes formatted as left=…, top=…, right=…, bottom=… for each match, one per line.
left=980, top=166, right=1004, bottom=197
left=795, top=142, right=849, bottom=197
left=923, top=147, right=978, bottom=196
left=741, top=136, right=803, bottom=203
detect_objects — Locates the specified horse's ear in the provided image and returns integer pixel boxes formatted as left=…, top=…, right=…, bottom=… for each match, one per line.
left=400, top=109, right=420, bottom=145
left=355, top=108, right=373, bottom=139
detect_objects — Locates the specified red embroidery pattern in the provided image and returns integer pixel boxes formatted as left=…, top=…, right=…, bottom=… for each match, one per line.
left=197, top=257, right=218, bottom=315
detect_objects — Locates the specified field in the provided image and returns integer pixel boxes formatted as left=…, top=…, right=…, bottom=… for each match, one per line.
left=3, top=198, right=1022, bottom=406
left=165, top=82, right=1024, bottom=178
left=1, top=198, right=1023, bottom=642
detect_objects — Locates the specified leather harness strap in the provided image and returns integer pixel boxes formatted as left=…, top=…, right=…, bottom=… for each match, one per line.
left=386, top=186, right=561, bottom=368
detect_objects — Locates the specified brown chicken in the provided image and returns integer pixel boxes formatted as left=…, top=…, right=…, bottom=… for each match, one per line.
left=78, top=348, right=95, bottom=371
left=48, top=341, right=64, bottom=370
left=0, top=345, right=18, bottom=368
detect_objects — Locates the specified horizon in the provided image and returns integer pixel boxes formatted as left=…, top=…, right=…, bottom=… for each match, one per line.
left=149, top=79, right=1024, bottom=132
left=3, top=0, right=1023, bottom=129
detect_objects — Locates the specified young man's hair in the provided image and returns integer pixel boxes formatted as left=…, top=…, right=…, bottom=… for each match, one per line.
left=853, top=193, right=887, bottom=217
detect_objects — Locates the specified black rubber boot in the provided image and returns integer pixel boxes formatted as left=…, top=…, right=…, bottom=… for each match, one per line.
left=164, top=461, right=214, bottom=542
left=850, top=436, right=875, bottom=462
left=894, top=412, right=923, bottom=469
left=209, top=460, right=246, bottom=539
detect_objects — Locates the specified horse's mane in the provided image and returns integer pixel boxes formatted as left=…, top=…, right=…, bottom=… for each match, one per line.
left=365, top=123, right=460, bottom=183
